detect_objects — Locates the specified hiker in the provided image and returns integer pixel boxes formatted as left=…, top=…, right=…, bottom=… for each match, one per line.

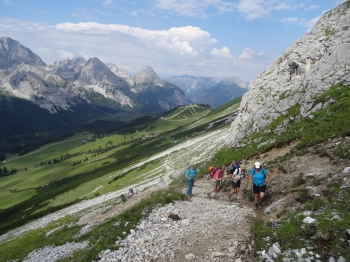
left=229, top=162, right=242, bottom=202
left=249, top=162, right=269, bottom=210
left=185, top=163, right=198, bottom=197
left=207, top=165, right=226, bottom=199
left=128, top=188, right=134, bottom=198
left=120, top=194, right=126, bottom=203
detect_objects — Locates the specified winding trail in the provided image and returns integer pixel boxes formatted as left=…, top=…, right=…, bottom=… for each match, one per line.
left=0, top=128, right=228, bottom=244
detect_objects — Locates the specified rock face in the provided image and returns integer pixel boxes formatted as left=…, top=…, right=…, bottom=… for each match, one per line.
left=0, top=64, right=87, bottom=113
left=0, top=37, right=190, bottom=114
left=165, top=75, right=248, bottom=108
left=73, top=57, right=136, bottom=108
left=131, top=66, right=191, bottom=112
left=226, top=2, right=350, bottom=145
left=105, top=63, right=133, bottom=86
left=46, top=56, right=86, bottom=79
left=0, top=37, right=46, bottom=69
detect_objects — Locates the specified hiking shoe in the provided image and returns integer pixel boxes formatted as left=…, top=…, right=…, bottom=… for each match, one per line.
left=259, top=202, right=263, bottom=209
left=207, top=192, right=211, bottom=199
left=254, top=203, right=259, bottom=210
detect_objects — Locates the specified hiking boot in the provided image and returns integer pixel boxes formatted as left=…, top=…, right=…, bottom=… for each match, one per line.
left=259, top=202, right=263, bottom=209
left=207, top=192, right=211, bottom=199
left=254, top=203, right=259, bottom=210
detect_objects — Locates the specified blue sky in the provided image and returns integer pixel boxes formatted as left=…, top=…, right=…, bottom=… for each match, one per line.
left=0, top=0, right=345, bottom=81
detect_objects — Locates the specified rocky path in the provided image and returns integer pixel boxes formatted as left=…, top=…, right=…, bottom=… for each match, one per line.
left=97, top=179, right=257, bottom=262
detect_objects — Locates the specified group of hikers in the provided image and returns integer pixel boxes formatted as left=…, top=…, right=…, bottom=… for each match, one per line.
left=185, top=161, right=269, bottom=210
left=120, top=188, right=134, bottom=203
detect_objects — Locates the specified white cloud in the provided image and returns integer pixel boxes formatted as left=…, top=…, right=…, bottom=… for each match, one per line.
left=58, top=50, right=75, bottom=60
left=304, top=4, right=318, bottom=11
left=55, top=22, right=217, bottom=56
left=274, top=2, right=293, bottom=11
left=153, top=0, right=236, bottom=17
left=280, top=15, right=321, bottom=31
left=93, top=9, right=112, bottom=17
left=237, top=0, right=270, bottom=20
left=210, top=47, right=233, bottom=59
left=237, top=0, right=305, bottom=20
left=0, top=0, right=10, bottom=4
left=239, top=47, right=264, bottom=59
left=0, top=18, right=271, bottom=80
left=280, top=16, right=299, bottom=24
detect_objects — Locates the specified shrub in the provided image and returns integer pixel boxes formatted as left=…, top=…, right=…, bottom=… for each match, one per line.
left=297, top=188, right=310, bottom=203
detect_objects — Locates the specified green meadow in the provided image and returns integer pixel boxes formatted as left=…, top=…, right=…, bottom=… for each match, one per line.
left=0, top=101, right=240, bottom=235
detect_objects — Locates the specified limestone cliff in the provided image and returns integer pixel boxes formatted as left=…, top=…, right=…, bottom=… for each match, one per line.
left=226, top=1, right=350, bottom=146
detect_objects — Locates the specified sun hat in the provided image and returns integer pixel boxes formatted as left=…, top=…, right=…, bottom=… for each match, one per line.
left=254, top=162, right=261, bottom=168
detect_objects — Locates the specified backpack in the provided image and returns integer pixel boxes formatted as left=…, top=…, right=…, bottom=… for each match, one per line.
left=251, top=166, right=267, bottom=177
left=231, top=166, right=242, bottom=181
left=209, top=166, right=219, bottom=179
left=230, top=162, right=240, bottom=174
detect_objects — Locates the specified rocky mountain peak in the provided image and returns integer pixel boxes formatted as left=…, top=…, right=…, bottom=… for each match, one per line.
left=74, top=57, right=136, bottom=107
left=133, top=66, right=163, bottom=86
left=48, top=56, right=86, bottom=79
left=226, top=1, right=350, bottom=146
left=105, top=63, right=133, bottom=86
left=0, top=37, right=46, bottom=69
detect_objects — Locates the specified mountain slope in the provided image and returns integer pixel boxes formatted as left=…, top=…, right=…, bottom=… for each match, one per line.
left=73, top=57, right=137, bottom=108
left=0, top=63, right=87, bottom=113
left=165, top=75, right=248, bottom=108
left=131, top=66, right=191, bottom=113
left=226, top=1, right=350, bottom=145
left=46, top=56, right=86, bottom=79
left=0, top=37, right=46, bottom=69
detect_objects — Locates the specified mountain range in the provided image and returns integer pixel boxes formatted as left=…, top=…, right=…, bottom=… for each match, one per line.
left=164, top=75, right=248, bottom=108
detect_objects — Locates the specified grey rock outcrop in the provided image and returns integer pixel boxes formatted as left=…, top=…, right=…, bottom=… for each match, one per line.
left=131, top=66, right=191, bottom=111
left=0, top=37, right=46, bottom=69
left=105, top=62, right=133, bottom=86
left=73, top=57, right=136, bottom=107
left=0, top=63, right=87, bottom=113
left=226, top=2, right=350, bottom=145
left=46, top=56, right=86, bottom=79
left=131, top=66, right=166, bottom=93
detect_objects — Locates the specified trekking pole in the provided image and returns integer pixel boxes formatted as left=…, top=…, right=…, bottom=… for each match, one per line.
left=265, top=185, right=272, bottom=204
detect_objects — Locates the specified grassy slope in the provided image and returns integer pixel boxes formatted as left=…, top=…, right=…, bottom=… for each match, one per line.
left=0, top=103, right=238, bottom=235
left=1, top=81, right=350, bottom=261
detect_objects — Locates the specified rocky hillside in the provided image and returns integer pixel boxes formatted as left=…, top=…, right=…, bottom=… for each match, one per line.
left=0, top=37, right=46, bottom=69
left=226, top=1, right=350, bottom=145
left=0, top=63, right=87, bottom=113
left=73, top=57, right=137, bottom=108
left=0, top=37, right=191, bottom=115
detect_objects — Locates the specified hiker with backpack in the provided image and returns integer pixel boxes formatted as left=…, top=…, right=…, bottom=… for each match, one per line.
left=207, top=165, right=226, bottom=199
left=249, top=162, right=269, bottom=210
left=185, top=163, right=198, bottom=197
left=229, top=161, right=242, bottom=202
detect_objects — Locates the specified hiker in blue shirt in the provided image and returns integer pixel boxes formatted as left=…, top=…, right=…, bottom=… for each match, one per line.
left=185, top=163, right=198, bottom=197
left=249, top=162, right=269, bottom=210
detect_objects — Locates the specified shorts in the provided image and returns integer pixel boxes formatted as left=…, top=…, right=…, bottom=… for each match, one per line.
left=231, top=180, right=241, bottom=188
left=253, top=184, right=266, bottom=194
left=212, top=180, right=220, bottom=190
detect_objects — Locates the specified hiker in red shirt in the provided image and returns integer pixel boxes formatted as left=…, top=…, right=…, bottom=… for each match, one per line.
left=207, top=165, right=226, bottom=199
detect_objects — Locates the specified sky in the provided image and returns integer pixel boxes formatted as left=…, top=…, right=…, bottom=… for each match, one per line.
left=0, top=0, right=345, bottom=81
